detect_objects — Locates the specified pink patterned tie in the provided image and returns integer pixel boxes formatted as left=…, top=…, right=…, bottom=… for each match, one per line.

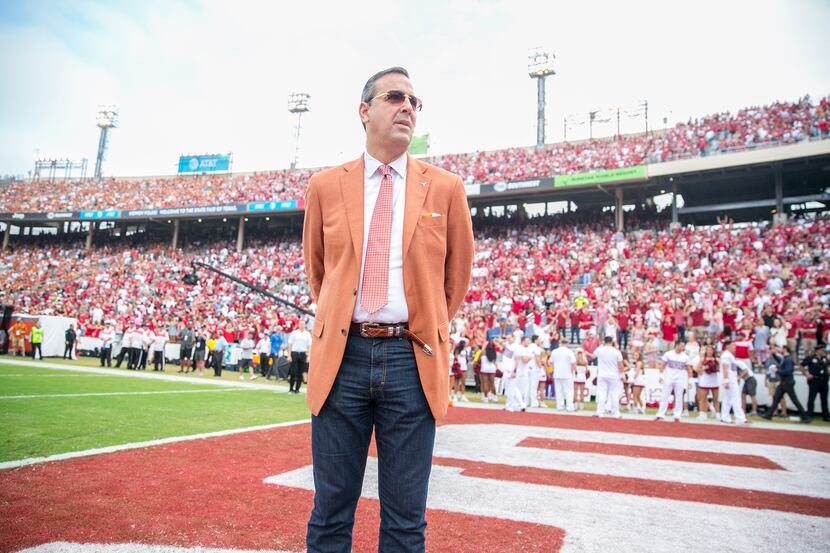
left=360, top=164, right=393, bottom=314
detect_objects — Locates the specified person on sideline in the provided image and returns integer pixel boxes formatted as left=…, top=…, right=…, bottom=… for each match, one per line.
left=63, top=323, right=76, bottom=360
left=30, top=320, right=44, bottom=360
left=594, top=336, right=625, bottom=418
left=655, top=340, right=694, bottom=422
left=301, top=66, right=473, bottom=552
left=720, top=339, right=751, bottom=425
left=287, top=320, right=312, bottom=393
left=762, top=345, right=810, bottom=423
left=550, top=335, right=577, bottom=411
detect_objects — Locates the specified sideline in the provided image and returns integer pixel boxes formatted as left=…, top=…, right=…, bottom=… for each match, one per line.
left=0, top=418, right=311, bottom=471
left=17, top=542, right=298, bottom=553
left=0, top=357, right=296, bottom=392
left=0, top=389, right=251, bottom=399
left=449, top=399, right=830, bottom=433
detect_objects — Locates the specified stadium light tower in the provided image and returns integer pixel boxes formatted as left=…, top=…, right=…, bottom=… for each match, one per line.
left=93, top=105, right=118, bottom=180
left=528, top=48, right=556, bottom=149
left=287, top=92, right=310, bottom=170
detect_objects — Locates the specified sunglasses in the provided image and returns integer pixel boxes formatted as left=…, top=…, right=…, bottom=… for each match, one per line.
left=370, top=89, right=423, bottom=112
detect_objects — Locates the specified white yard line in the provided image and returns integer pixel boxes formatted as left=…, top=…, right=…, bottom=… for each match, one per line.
left=450, top=398, right=830, bottom=433
left=0, top=418, right=310, bottom=471
left=17, top=542, right=299, bottom=553
left=0, top=357, right=296, bottom=392
left=0, top=389, right=250, bottom=399
left=0, top=374, right=107, bottom=377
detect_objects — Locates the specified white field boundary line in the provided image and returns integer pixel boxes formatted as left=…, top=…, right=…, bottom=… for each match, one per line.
left=449, top=397, right=830, bottom=433
left=0, top=389, right=252, bottom=399
left=0, top=374, right=108, bottom=377
left=0, top=357, right=297, bottom=393
left=0, top=418, right=310, bottom=471
left=18, top=542, right=299, bottom=553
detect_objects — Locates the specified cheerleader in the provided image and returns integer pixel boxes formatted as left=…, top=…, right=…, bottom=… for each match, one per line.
left=622, top=351, right=634, bottom=412
left=574, top=348, right=590, bottom=410
left=643, top=335, right=659, bottom=369
left=503, top=332, right=529, bottom=412
left=630, top=320, right=646, bottom=353
left=479, top=340, right=499, bottom=403
left=452, top=341, right=469, bottom=402
left=695, top=344, right=720, bottom=419
left=630, top=350, right=646, bottom=414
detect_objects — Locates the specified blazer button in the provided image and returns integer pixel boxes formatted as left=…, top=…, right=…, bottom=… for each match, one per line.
left=341, top=328, right=347, bottom=336
left=352, top=288, right=357, bottom=296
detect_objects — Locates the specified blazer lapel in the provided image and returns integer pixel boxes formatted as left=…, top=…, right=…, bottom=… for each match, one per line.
left=339, top=157, right=365, bottom=266
left=403, top=155, right=431, bottom=261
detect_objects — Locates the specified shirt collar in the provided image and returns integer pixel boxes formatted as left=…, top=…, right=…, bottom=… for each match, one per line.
left=364, top=151, right=407, bottom=180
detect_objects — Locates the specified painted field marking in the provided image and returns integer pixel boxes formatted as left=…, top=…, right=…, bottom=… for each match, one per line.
left=0, top=388, right=253, bottom=399
left=0, top=358, right=296, bottom=393
left=519, top=435, right=785, bottom=469
left=268, top=420, right=830, bottom=553
left=17, top=542, right=297, bottom=553
left=0, top=374, right=107, bottom=377
left=0, top=418, right=310, bottom=471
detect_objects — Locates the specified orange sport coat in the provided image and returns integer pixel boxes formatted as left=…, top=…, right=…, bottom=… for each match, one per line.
left=302, top=154, right=474, bottom=421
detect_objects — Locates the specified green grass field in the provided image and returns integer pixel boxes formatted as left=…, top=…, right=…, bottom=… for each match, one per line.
left=1, top=354, right=824, bottom=465
left=0, top=358, right=310, bottom=463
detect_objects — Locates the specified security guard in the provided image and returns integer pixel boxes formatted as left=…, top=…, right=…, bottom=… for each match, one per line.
left=30, top=320, right=44, bottom=360
left=801, top=344, right=829, bottom=422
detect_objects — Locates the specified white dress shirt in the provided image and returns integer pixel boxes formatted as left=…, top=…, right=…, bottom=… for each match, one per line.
left=352, top=151, right=409, bottom=324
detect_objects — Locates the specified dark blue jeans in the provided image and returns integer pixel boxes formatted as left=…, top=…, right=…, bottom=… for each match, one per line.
left=307, top=334, right=436, bottom=553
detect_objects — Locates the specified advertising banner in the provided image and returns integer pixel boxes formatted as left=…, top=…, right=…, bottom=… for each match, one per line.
left=79, top=210, right=121, bottom=220
left=247, top=200, right=300, bottom=212
left=554, top=165, right=647, bottom=188
left=177, top=154, right=231, bottom=174
left=121, top=204, right=246, bottom=218
left=477, top=177, right=555, bottom=196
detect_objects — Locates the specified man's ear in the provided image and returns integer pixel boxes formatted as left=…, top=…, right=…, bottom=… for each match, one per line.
left=359, top=102, right=370, bottom=128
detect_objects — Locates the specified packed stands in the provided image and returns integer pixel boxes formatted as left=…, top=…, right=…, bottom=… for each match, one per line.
left=1, top=94, right=827, bottom=213
left=2, top=212, right=828, bottom=363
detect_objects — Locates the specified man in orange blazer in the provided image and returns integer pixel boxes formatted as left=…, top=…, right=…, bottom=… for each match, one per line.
left=302, top=67, right=474, bottom=552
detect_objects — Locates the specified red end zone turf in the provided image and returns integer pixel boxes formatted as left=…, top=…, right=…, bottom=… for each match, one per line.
left=2, top=408, right=829, bottom=552
left=0, top=418, right=560, bottom=553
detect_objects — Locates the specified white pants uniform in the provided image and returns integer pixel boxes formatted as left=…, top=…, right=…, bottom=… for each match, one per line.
left=720, top=372, right=747, bottom=423
left=504, top=372, right=527, bottom=412
left=596, top=375, right=622, bottom=416
left=525, top=366, right=538, bottom=407
left=554, top=377, right=575, bottom=411
left=656, top=369, right=687, bottom=419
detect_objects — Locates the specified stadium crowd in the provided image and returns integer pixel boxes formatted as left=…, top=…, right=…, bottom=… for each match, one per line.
left=2, top=209, right=829, bottom=421
left=1, top=94, right=827, bottom=212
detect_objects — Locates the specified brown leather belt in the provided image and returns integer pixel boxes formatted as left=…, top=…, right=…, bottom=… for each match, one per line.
left=349, top=322, right=434, bottom=357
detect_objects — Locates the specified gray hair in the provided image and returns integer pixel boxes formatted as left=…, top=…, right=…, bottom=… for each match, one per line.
left=361, top=66, right=410, bottom=103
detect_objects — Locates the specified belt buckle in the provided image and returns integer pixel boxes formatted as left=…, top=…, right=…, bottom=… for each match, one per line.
left=360, top=322, right=379, bottom=338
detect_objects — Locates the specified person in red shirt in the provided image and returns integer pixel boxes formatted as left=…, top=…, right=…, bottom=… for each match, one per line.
left=617, top=308, right=630, bottom=350
left=556, top=307, right=568, bottom=337
left=660, top=320, right=677, bottom=344
left=800, top=313, right=819, bottom=362
left=569, top=309, right=581, bottom=344
left=578, top=307, right=594, bottom=342
left=581, top=331, right=600, bottom=366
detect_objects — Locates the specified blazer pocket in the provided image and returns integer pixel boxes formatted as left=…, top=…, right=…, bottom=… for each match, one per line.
left=312, top=319, right=324, bottom=338
left=418, top=215, right=447, bottom=228
left=438, top=320, right=449, bottom=342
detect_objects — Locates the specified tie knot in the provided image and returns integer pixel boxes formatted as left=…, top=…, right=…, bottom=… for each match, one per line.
left=379, top=164, right=392, bottom=179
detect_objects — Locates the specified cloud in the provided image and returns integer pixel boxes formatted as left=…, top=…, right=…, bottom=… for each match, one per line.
left=0, top=0, right=828, bottom=177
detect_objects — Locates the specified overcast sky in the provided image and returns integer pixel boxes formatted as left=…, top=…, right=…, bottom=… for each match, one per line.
left=1, top=0, right=828, bottom=178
